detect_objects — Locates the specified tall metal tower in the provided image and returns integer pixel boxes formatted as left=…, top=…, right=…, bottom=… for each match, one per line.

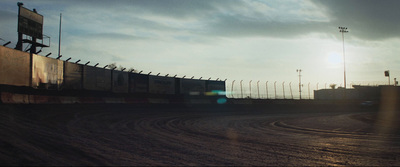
left=339, top=27, right=349, bottom=89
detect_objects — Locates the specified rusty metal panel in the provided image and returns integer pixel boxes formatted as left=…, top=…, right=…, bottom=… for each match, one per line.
left=64, top=62, right=82, bottom=90
left=149, top=76, right=175, bottom=94
left=112, top=70, right=128, bottom=93
left=129, top=73, right=148, bottom=93
left=57, top=60, right=63, bottom=89
left=83, top=66, right=111, bottom=91
left=32, top=54, right=63, bottom=89
left=0, top=46, right=30, bottom=86
left=180, top=79, right=206, bottom=95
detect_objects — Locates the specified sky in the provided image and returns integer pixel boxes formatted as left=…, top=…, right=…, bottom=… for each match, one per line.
left=1, top=0, right=400, bottom=99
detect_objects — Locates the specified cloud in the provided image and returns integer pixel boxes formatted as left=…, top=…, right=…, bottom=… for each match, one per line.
left=312, top=0, right=400, bottom=40
left=54, top=0, right=333, bottom=41
left=0, top=10, right=15, bottom=22
left=207, top=15, right=330, bottom=38
left=81, top=33, right=147, bottom=41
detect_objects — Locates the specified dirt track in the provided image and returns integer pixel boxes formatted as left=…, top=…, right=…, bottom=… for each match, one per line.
left=0, top=104, right=399, bottom=166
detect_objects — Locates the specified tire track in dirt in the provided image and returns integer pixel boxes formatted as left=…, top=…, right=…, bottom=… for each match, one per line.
left=0, top=105, right=399, bottom=166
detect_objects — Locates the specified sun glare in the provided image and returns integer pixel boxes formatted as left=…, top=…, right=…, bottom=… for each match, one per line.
left=327, top=52, right=342, bottom=64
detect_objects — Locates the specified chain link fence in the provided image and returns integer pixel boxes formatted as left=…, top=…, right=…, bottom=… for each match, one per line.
left=225, top=81, right=392, bottom=99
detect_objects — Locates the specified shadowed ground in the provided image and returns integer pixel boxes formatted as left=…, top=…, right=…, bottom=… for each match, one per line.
left=0, top=104, right=399, bottom=166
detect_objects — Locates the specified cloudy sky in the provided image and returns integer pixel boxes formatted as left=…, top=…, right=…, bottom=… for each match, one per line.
left=1, top=0, right=399, bottom=98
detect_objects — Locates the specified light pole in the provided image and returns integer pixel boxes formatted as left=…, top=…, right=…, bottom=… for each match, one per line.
left=339, top=26, right=348, bottom=89
left=240, top=80, right=243, bottom=98
left=274, top=81, right=277, bottom=99
left=231, top=80, right=235, bottom=98
left=257, top=81, right=260, bottom=99
left=308, top=82, right=311, bottom=99
left=282, top=81, right=285, bottom=99
left=266, top=81, right=269, bottom=99
left=289, top=82, right=293, bottom=99
left=296, top=69, right=302, bottom=99
left=249, top=80, right=252, bottom=98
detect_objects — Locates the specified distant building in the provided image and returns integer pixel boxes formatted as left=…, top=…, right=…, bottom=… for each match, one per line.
left=314, top=85, right=399, bottom=101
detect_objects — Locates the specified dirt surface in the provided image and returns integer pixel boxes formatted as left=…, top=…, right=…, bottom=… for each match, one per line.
left=0, top=104, right=399, bottom=166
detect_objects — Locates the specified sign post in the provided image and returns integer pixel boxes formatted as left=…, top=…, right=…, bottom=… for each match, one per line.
left=385, top=70, right=390, bottom=85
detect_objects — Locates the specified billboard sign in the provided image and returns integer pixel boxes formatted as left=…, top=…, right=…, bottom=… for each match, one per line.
left=180, top=79, right=206, bottom=95
left=32, top=54, right=63, bottom=89
left=0, top=46, right=30, bottom=86
left=18, top=6, right=43, bottom=39
left=112, top=71, right=129, bottom=93
left=64, top=62, right=83, bottom=90
left=207, top=80, right=226, bottom=92
left=83, top=66, right=111, bottom=91
left=129, top=73, right=149, bottom=93
left=149, top=76, right=175, bottom=94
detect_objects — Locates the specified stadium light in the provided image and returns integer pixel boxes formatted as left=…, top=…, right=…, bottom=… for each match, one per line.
left=339, top=26, right=349, bottom=89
